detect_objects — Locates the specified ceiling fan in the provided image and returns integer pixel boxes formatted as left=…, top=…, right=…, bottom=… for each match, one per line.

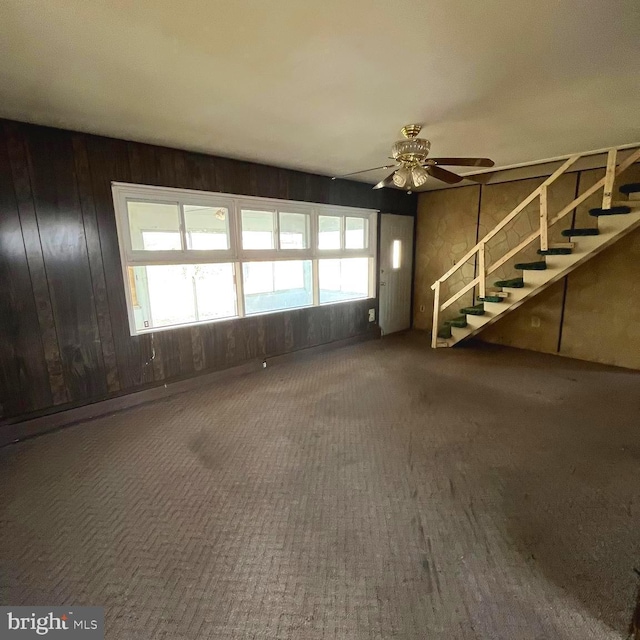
left=332, top=124, right=495, bottom=193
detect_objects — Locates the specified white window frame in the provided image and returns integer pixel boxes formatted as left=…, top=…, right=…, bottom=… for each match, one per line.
left=112, top=182, right=378, bottom=335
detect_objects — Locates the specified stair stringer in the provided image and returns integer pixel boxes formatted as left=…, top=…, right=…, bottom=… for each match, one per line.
left=440, top=208, right=640, bottom=347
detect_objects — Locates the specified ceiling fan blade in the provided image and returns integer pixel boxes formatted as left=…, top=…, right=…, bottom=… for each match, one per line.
left=465, top=172, right=495, bottom=184
left=426, top=165, right=464, bottom=184
left=332, top=164, right=396, bottom=180
left=373, top=170, right=398, bottom=190
left=428, top=157, right=495, bottom=168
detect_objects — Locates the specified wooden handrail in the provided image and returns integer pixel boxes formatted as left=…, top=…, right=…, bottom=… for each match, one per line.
left=432, top=145, right=640, bottom=316
left=485, top=146, right=640, bottom=275
left=431, top=154, right=580, bottom=290
left=440, top=277, right=480, bottom=312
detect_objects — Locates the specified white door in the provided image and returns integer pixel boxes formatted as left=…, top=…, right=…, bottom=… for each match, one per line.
left=379, top=214, right=414, bottom=335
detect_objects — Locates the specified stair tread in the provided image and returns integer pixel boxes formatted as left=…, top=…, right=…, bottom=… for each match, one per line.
left=538, top=247, right=572, bottom=255
left=494, top=277, right=524, bottom=288
left=620, top=183, right=640, bottom=195
left=561, top=228, right=599, bottom=237
left=515, top=260, right=547, bottom=270
left=444, top=316, right=468, bottom=328
left=437, top=326, right=452, bottom=339
left=589, top=205, right=631, bottom=216
left=460, top=303, right=485, bottom=316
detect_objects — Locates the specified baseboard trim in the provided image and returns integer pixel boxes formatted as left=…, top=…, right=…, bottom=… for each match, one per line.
left=0, top=331, right=379, bottom=447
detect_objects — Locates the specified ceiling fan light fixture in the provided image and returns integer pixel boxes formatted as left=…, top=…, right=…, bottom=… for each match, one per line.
left=334, top=124, right=493, bottom=191
left=392, top=138, right=431, bottom=164
left=392, top=166, right=410, bottom=188
left=411, top=165, right=428, bottom=188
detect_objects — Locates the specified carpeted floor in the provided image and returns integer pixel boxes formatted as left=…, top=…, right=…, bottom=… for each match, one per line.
left=1, top=332, right=639, bottom=639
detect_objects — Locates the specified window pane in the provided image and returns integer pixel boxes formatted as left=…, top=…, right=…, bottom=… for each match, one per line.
left=392, top=239, right=401, bottom=269
left=345, top=217, right=368, bottom=249
left=193, top=264, right=237, bottom=320
left=127, top=201, right=181, bottom=251
left=243, top=262, right=274, bottom=295
left=129, top=263, right=236, bottom=331
left=319, top=258, right=369, bottom=303
left=279, top=212, right=309, bottom=249
left=243, top=260, right=312, bottom=315
left=274, top=261, right=304, bottom=289
left=318, top=215, right=341, bottom=250
left=242, top=210, right=275, bottom=249
left=184, top=205, right=229, bottom=250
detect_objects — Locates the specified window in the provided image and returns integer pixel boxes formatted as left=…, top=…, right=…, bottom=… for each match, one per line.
left=184, top=205, right=230, bottom=250
left=319, top=258, right=370, bottom=303
left=242, top=209, right=275, bottom=249
left=318, top=215, right=341, bottom=250
left=279, top=212, right=309, bottom=249
left=345, top=217, right=368, bottom=249
left=128, top=263, right=236, bottom=331
left=127, top=201, right=181, bottom=251
left=243, top=260, right=312, bottom=314
left=112, top=183, right=377, bottom=335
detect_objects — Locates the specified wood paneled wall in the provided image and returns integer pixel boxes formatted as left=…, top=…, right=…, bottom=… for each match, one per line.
left=0, top=119, right=416, bottom=425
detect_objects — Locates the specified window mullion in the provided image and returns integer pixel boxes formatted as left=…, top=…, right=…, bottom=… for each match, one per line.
left=275, top=210, right=281, bottom=251
left=311, top=209, right=318, bottom=258
left=231, top=199, right=242, bottom=259
left=178, top=202, right=187, bottom=252
left=312, top=259, right=319, bottom=306
left=235, top=261, right=245, bottom=318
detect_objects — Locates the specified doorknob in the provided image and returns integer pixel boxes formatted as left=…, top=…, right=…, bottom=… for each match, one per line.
left=380, top=281, right=386, bottom=286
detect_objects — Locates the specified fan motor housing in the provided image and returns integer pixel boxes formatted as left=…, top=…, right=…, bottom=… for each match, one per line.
left=392, top=138, right=431, bottom=164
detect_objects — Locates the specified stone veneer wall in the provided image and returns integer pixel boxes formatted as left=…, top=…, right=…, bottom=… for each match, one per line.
left=413, top=162, right=640, bottom=370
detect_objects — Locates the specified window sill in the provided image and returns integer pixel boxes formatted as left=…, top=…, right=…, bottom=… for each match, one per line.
left=130, top=296, right=376, bottom=336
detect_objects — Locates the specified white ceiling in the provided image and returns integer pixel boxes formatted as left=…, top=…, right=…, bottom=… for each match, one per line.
left=1, top=0, right=638, bottom=188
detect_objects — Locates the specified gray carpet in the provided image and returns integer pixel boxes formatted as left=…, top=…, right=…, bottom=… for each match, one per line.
left=1, top=332, right=639, bottom=639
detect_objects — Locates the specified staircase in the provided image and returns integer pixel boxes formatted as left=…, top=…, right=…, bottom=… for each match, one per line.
left=431, top=147, right=640, bottom=347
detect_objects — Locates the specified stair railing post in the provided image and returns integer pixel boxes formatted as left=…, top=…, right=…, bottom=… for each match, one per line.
left=539, top=184, right=548, bottom=252
left=478, top=243, right=486, bottom=299
left=431, top=280, right=441, bottom=348
left=602, top=148, right=617, bottom=210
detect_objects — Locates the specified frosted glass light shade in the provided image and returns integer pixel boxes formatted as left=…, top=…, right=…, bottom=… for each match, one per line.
left=411, top=165, right=428, bottom=188
left=392, top=167, right=411, bottom=188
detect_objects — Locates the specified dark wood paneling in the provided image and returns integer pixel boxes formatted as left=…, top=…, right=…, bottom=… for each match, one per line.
left=0, top=118, right=413, bottom=426
left=71, top=134, right=121, bottom=393
left=85, top=134, right=156, bottom=390
left=25, top=127, right=107, bottom=402
left=0, top=129, right=52, bottom=417
left=264, top=313, right=286, bottom=356
left=4, top=122, right=69, bottom=406
left=190, top=326, right=205, bottom=372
